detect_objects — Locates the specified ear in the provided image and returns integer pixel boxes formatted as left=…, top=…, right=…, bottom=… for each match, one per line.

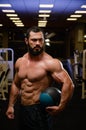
left=25, top=38, right=28, bottom=45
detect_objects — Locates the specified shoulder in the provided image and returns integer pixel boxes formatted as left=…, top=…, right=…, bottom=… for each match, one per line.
left=44, top=52, right=62, bottom=65
left=44, top=53, right=63, bottom=71
left=15, top=57, right=22, bottom=69
left=15, top=53, right=27, bottom=68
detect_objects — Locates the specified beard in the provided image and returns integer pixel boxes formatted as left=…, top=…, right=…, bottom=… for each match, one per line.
left=27, top=44, right=44, bottom=56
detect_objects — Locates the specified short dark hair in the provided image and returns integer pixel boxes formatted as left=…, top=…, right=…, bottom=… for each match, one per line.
left=25, top=26, right=45, bottom=39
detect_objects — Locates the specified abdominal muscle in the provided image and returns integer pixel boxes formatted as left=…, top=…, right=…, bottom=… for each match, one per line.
left=20, top=78, right=51, bottom=106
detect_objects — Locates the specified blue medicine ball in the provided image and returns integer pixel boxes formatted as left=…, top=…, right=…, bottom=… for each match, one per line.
left=40, top=87, right=61, bottom=107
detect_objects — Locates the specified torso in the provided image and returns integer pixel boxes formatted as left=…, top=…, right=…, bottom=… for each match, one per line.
left=16, top=52, right=53, bottom=105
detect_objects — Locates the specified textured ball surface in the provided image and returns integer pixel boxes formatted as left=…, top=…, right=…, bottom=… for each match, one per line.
left=40, top=87, right=61, bottom=107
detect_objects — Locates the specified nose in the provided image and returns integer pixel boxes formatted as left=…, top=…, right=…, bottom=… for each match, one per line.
left=36, top=39, right=40, bottom=45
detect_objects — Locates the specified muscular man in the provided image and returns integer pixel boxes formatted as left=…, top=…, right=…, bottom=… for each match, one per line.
left=6, top=26, right=74, bottom=130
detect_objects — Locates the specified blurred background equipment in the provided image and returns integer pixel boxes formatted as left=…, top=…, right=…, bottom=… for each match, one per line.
left=0, top=48, right=14, bottom=100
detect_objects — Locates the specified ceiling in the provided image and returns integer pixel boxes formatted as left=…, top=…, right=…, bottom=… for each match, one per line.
left=0, top=0, right=86, bottom=34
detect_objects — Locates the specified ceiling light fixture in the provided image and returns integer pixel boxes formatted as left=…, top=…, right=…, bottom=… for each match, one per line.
left=15, top=23, right=23, bottom=25
left=81, top=5, right=86, bottom=8
left=38, top=22, right=47, bottom=25
left=12, top=20, right=22, bottom=23
left=16, top=24, right=24, bottom=27
left=9, top=17, right=20, bottom=20
left=0, top=4, right=11, bottom=7
left=38, top=20, right=47, bottom=23
left=39, top=10, right=51, bottom=13
left=67, top=18, right=77, bottom=21
left=70, top=14, right=82, bottom=17
left=75, top=10, right=86, bottom=13
left=38, top=22, right=47, bottom=27
left=84, top=35, right=86, bottom=38
left=45, top=42, right=50, bottom=46
left=39, top=4, right=54, bottom=8
left=2, top=10, right=15, bottom=13
left=39, top=14, right=50, bottom=17
left=6, top=14, right=18, bottom=17
left=0, top=24, right=3, bottom=26
left=45, top=39, right=50, bottom=42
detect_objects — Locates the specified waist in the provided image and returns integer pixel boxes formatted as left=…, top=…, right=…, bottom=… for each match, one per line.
left=20, top=100, right=40, bottom=106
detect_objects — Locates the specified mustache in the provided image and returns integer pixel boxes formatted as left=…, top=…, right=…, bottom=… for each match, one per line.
left=34, top=45, right=41, bottom=49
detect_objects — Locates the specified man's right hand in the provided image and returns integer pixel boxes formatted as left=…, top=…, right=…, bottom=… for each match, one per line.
left=6, top=106, right=14, bottom=119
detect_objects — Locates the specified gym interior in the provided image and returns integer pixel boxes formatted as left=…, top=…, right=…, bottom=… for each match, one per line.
left=0, top=1, right=86, bottom=130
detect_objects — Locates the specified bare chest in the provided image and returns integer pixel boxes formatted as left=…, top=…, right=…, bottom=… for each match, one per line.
left=18, top=62, right=47, bottom=82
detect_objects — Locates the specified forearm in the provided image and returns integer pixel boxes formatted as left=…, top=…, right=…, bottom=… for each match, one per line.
left=59, top=81, right=74, bottom=108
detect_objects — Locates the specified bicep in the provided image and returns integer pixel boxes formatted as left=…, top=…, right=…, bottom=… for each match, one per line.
left=13, top=59, right=21, bottom=88
left=52, top=68, right=69, bottom=83
left=13, top=73, right=21, bottom=89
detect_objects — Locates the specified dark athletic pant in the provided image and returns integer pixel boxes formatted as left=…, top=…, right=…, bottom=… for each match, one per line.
left=19, top=104, right=53, bottom=130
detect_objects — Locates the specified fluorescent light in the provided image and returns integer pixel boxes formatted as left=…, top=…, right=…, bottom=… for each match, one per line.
left=45, top=39, right=50, bottom=42
left=6, top=14, right=18, bottom=17
left=70, top=14, right=82, bottom=17
left=39, top=14, right=50, bottom=17
left=45, top=38, right=50, bottom=46
left=81, top=5, right=86, bottom=8
left=38, top=22, right=47, bottom=27
left=38, top=23, right=47, bottom=25
left=9, top=17, right=20, bottom=20
left=46, top=42, right=50, bottom=46
left=13, top=22, right=23, bottom=24
left=38, top=20, right=47, bottom=27
left=12, top=20, right=22, bottom=23
left=14, top=22, right=23, bottom=25
left=84, top=35, right=86, bottom=38
left=39, top=4, right=54, bottom=8
left=0, top=4, right=11, bottom=7
left=38, top=25, right=46, bottom=27
left=16, top=24, right=24, bottom=27
left=2, top=10, right=15, bottom=13
left=67, top=18, right=77, bottom=21
left=38, top=20, right=47, bottom=23
left=14, top=22, right=24, bottom=26
left=0, top=24, right=3, bottom=26
left=75, top=10, right=86, bottom=13
left=39, top=10, right=51, bottom=13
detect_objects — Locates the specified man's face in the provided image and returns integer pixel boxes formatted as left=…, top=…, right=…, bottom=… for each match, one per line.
left=25, top=31, right=45, bottom=56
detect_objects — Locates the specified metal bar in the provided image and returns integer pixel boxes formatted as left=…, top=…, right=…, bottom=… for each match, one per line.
left=82, top=49, right=86, bottom=99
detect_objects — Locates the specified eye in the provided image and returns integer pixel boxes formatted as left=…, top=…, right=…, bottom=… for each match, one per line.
left=39, top=38, right=43, bottom=42
left=31, top=38, right=43, bottom=42
left=32, top=39, right=37, bottom=42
